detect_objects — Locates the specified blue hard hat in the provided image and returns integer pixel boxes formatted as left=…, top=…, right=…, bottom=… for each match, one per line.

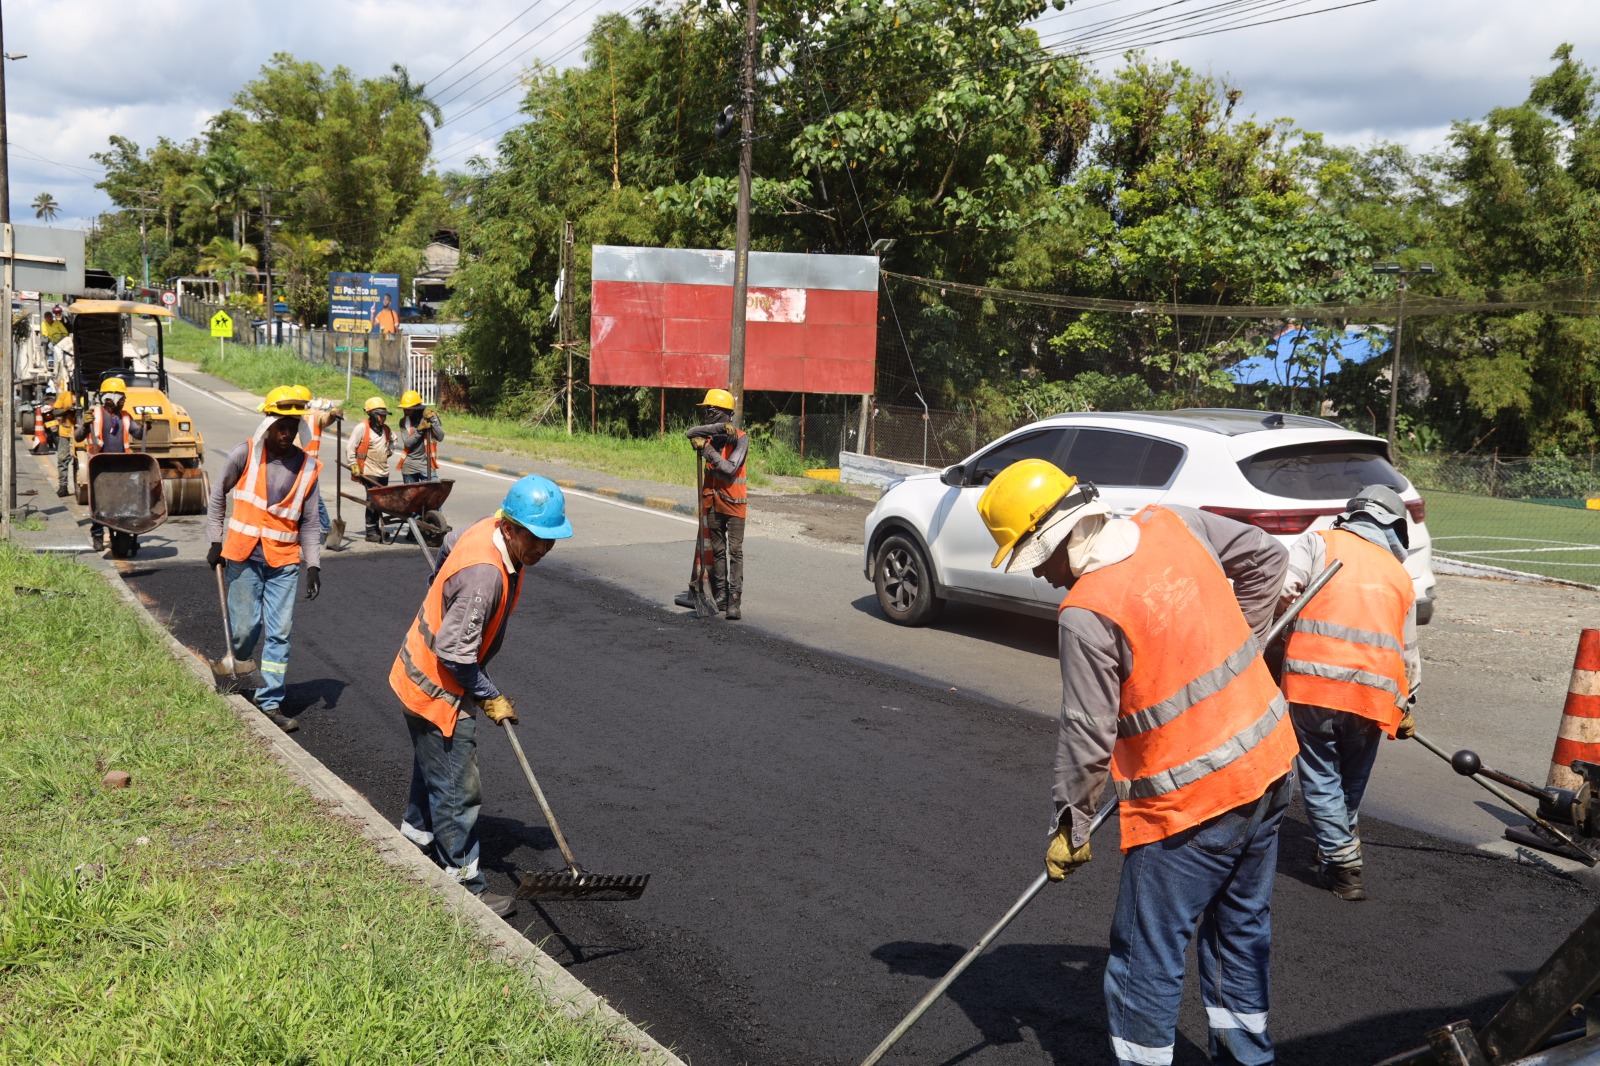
left=498, top=475, right=573, bottom=540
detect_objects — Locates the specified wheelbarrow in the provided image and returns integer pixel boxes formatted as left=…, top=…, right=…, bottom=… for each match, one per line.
left=341, top=478, right=454, bottom=568
left=87, top=452, right=169, bottom=559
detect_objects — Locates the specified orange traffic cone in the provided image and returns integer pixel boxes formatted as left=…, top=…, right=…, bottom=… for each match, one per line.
left=1547, top=628, right=1600, bottom=791
left=31, top=405, right=47, bottom=453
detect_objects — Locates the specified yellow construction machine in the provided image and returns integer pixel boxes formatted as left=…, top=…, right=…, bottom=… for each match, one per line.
left=63, top=300, right=209, bottom=513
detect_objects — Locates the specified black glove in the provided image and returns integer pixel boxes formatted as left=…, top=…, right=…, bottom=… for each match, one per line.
left=207, top=542, right=223, bottom=570
left=305, top=566, right=321, bottom=601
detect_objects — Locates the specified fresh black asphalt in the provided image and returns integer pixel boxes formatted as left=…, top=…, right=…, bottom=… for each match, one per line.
left=122, top=551, right=1598, bottom=1066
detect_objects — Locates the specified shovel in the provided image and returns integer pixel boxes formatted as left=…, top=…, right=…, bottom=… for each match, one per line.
left=325, top=419, right=347, bottom=549
left=208, top=563, right=263, bottom=693
left=500, top=721, right=650, bottom=902
left=857, top=559, right=1346, bottom=1066
left=689, top=456, right=718, bottom=618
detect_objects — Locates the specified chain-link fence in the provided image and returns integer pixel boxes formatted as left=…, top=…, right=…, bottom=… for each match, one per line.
left=863, top=402, right=1028, bottom=467
left=178, top=295, right=410, bottom=396
left=1399, top=453, right=1600, bottom=504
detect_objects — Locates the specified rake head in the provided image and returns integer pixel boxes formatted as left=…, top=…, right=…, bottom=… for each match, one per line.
left=516, top=869, right=650, bottom=902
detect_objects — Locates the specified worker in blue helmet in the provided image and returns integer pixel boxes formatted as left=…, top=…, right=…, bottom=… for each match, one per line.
left=388, top=474, right=573, bottom=919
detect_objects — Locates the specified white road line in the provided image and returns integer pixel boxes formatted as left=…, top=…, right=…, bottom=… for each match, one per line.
left=170, top=374, right=695, bottom=526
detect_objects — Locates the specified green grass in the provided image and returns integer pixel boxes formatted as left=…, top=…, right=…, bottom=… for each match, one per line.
left=1425, top=489, right=1600, bottom=584
left=167, top=319, right=838, bottom=491
left=0, top=544, right=649, bottom=1065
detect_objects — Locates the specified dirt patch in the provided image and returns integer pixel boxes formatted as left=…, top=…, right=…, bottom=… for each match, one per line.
left=750, top=489, right=875, bottom=546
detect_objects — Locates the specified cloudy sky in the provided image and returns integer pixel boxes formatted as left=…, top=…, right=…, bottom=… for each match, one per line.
left=6, top=0, right=1598, bottom=231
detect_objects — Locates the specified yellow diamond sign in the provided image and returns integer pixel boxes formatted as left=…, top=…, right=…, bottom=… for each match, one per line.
left=210, top=310, right=233, bottom=338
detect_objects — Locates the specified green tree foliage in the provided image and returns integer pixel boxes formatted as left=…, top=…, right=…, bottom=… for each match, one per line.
left=32, top=193, right=59, bottom=222
left=273, top=233, right=340, bottom=325
left=197, top=237, right=259, bottom=294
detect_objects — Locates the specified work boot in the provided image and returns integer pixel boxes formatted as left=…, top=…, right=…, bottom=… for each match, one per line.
left=56, top=485, right=69, bottom=497
left=1318, top=862, right=1367, bottom=901
left=673, top=589, right=697, bottom=609
left=725, top=593, right=742, bottom=621
left=477, top=891, right=516, bottom=918
left=365, top=529, right=382, bottom=543
left=91, top=533, right=104, bottom=552
left=260, top=707, right=299, bottom=733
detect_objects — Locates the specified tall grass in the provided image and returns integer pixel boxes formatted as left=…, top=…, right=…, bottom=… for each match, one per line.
left=0, top=544, right=649, bottom=1065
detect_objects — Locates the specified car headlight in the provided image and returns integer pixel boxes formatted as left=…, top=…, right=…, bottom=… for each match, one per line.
left=179, top=421, right=192, bottom=432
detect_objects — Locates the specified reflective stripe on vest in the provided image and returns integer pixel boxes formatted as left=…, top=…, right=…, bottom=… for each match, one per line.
left=222, top=421, right=322, bottom=566
left=89, top=406, right=131, bottom=455
left=1282, top=528, right=1414, bottom=733
left=704, top=432, right=748, bottom=518
left=354, top=421, right=390, bottom=462
left=1064, top=505, right=1297, bottom=849
left=388, top=517, right=521, bottom=738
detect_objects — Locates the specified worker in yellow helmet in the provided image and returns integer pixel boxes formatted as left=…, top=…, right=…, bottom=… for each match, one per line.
left=672, top=387, right=748, bottom=620
left=51, top=387, right=77, bottom=497
left=397, top=389, right=443, bottom=484
left=75, top=376, right=146, bottom=551
left=349, top=396, right=395, bottom=542
left=205, top=385, right=324, bottom=732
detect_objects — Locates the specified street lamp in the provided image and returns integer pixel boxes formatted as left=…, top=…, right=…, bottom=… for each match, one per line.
left=1372, top=260, right=1437, bottom=451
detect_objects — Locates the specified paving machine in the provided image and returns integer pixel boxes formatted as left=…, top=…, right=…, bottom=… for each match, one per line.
left=63, top=299, right=209, bottom=514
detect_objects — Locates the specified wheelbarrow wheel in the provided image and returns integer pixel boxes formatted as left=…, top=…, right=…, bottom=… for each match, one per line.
left=419, top=509, right=450, bottom=548
left=76, top=482, right=88, bottom=506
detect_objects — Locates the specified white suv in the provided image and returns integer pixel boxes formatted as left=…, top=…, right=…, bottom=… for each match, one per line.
left=863, top=408, right=1435, bottom=626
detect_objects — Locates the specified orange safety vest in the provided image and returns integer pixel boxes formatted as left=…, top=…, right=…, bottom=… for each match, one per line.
left=88, top=405, right=133, bottom=455
left=1065, top=505, right=1297, bottom=849
left=702, top=431, right=748, bottom=518
left=403, top=412, right=440, bottom=471
left=1282, top=528, right=1414, bottom=734
left=221, top=424, right=323, bottom=567
left=389, top=517, right=521, bottom=737
left=352, top=420, right=391, bottom=467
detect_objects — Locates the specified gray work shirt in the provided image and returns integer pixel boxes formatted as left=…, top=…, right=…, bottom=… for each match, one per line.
left=205, top=440, right=323, bottom=569
left=1053, top=505, right=1289, bottom=845
left=74, top=406, right=144, bottom=453
left=431, top=522, right=521, bottom=667
left=398, top=410, right=444, bottom=476
left=687, top=421, right=749, bottom=482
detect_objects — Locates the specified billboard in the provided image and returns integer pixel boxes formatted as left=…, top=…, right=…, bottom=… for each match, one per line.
left=328, top=272, right=401, bottom=334
left=590, top=247, right=878, bottom=394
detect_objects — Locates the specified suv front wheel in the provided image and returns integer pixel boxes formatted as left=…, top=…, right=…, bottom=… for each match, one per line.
left=874, top=533, right=944, bottom=626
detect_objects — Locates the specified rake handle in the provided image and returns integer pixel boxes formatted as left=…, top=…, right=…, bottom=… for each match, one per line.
left=501, top=720, right=584, bottom=875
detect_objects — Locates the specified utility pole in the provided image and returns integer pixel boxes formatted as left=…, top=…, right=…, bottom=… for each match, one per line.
left=0, top=9, right=14, bottom=534
left=259, top=185, right=274, bottom=344
left=1373, top=261, right=1437, bottom=451
left=726, top=0, right=757, bottom=425
left=560, top=219, right=576, bottom=436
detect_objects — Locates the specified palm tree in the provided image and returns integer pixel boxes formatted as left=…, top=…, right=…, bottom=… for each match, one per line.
left=272, top=232, right=339, bottom=325
left=32, top=193, right=59, bottom=222
left=386, top=64, right=444, bottom=147
left=197, top=236, right=259, bottom=295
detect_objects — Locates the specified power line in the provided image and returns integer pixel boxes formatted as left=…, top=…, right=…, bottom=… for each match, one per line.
left=422, top=0, right=546, bottom=89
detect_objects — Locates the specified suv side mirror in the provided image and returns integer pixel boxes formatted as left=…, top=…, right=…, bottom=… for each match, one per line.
left=940, top=464, right=966, bottom=487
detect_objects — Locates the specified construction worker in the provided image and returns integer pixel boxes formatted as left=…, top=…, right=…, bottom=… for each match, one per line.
left=389, top=474, right=574, bottom=919
left=397, top=390, right=443, bottom=483
left=74, top=378, right=145, bottom=552
left=205, top=385, right=324, bottom=733
left=977, top=459, right=1296, bottom=1066
left=348, top=396, right=395, bottom=542
left=285, top=385, right=339, bottom=539
left=1278, top=485, right=1420, bottom=902
left=50, top=389, right=76, bottom=497
left=673, top=388, right=748, bottom=619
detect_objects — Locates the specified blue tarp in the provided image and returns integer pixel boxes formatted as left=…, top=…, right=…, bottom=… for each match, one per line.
left=1228, top=327, right=1386, bottom=386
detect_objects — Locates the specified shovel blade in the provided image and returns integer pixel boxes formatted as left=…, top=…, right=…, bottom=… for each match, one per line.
left=515, top=869, right=650, bottom=902
left=211, top=656, right=264, bottom=694
left=325, top=517, right=346, bottom=551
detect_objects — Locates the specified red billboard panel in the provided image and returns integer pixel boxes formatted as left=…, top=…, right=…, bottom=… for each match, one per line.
left=590, top=246, right=878, bottom=394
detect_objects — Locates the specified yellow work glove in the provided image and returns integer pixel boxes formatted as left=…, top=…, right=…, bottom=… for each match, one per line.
left=349, top=462, right=363, bottom=480
left=480, top=694, right=518, bottom=726
left=689, top=436, right=708, bottom=450
left=1046, top=826, right=1093, bottom=881
left=1396, top=708, right=1416, bottom=739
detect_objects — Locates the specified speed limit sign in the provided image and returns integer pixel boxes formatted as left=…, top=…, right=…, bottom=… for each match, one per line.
left=161, top=291, right=176, bottom=306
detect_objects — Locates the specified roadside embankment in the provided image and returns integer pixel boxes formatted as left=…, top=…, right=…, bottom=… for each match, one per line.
left=0, top=542, right=657, bottom=1064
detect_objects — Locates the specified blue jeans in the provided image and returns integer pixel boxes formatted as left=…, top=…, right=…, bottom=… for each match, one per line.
left=316, top=493, right=330, bottom=537
left=225, top=558, right=300, bottom=711
left=1105, top=774, right=1292, bottom=1066
left=1291, top=704, right=1384, bottom=868
left=403, top=469, right=432, bottom=483
left=402, top=711, right=487, bottom=895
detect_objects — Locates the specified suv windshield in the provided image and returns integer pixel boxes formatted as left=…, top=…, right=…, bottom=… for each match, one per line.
left=1241, top=442, right=1407, bottom=501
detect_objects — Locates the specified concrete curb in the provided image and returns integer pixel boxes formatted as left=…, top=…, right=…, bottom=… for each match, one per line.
left=94, top=564, right=687, bottom=1066
left=438, top=454, right=699, bottom=518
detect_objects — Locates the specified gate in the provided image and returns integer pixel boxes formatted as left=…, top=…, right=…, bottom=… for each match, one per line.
left=406, top=335, right=437, bottom=406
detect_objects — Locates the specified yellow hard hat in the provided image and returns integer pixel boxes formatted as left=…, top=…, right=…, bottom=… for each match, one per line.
left=260, top=384, right=309, bottom=417
left=399, top=390, right=424, bottom=409
left=701, top=388, right=735, bottom=411
left=977, top=459, right=1081, bottom=570
left=52, top=390, right=74, bottom=410
left=363, top=396, right=389, bottom=414
left=100, top=377, right=127, bottom=396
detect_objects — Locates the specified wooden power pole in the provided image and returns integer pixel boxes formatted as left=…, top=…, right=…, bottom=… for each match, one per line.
left=727, top=0, right=757, bottom=424
left=560, top=219, right=576, bottom=435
